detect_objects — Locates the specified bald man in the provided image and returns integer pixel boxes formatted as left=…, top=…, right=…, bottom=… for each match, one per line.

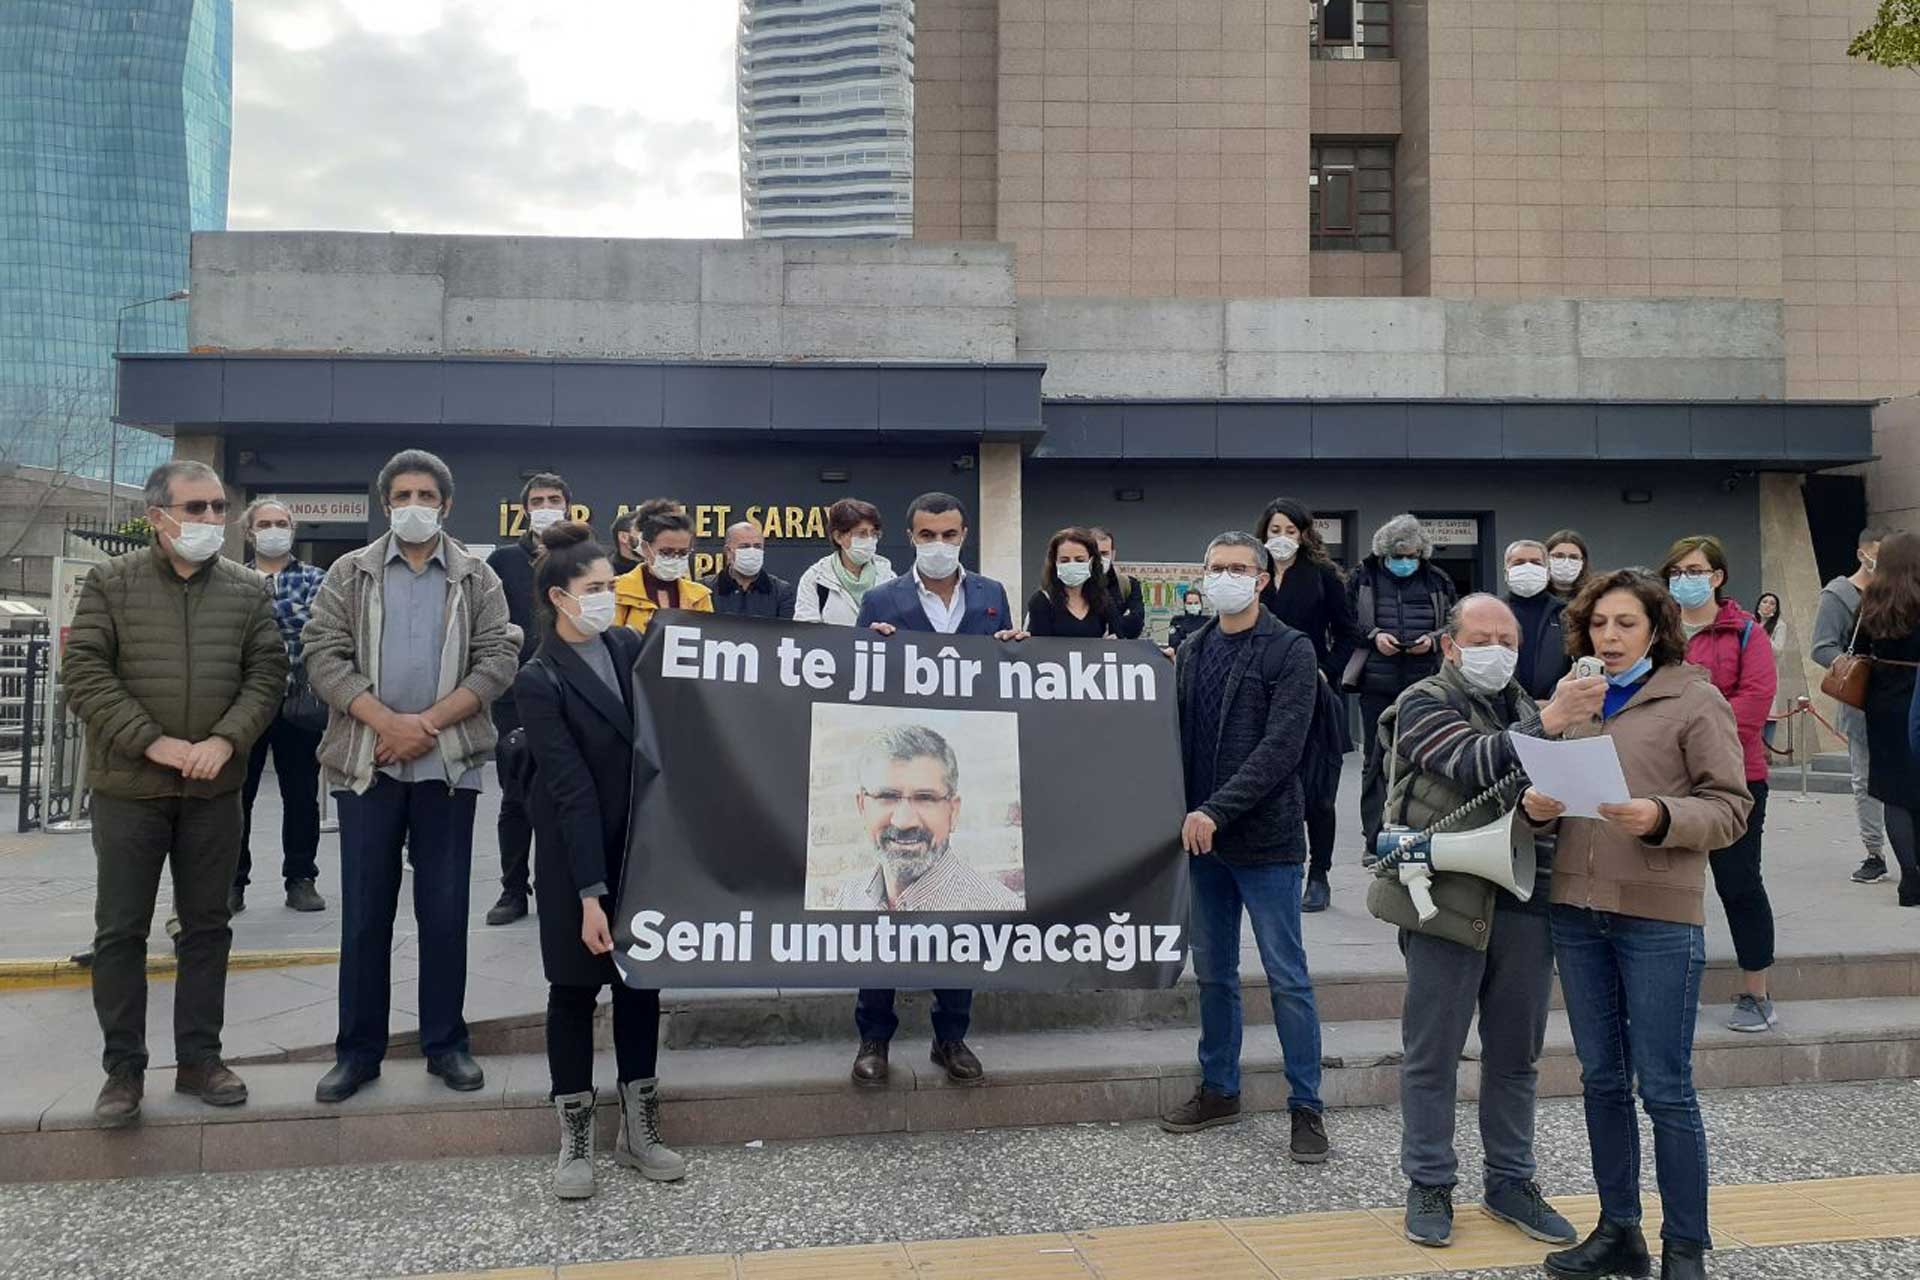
left=1374, top=593, right=1605, bottom=1251
left=702, top=521, right=796, bottom=620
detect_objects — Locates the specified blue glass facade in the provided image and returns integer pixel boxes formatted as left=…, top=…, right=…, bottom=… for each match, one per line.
left=1, top=0, right=231, bottom=479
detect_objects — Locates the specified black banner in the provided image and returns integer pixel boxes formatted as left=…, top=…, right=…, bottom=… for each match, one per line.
left=611, top=613, right=1190, bottom=990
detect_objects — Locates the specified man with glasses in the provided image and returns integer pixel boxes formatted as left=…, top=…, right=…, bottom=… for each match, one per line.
left=63, top=461, right=288, bottom=1125
left=848, top=491, right=1021, bottom=1087
left=834, top=725, right=1021, bottom=912
left=1161, top=531, right=1330, bottom=1166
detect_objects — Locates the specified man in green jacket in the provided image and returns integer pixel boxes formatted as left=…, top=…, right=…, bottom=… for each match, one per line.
left=62, top=460, right=288, bottom=1126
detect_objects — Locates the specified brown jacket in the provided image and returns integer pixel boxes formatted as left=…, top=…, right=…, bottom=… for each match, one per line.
left=1549, top=662, right=1752, bottom=926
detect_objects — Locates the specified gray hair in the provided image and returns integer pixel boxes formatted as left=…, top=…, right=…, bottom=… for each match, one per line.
left=1446, top=592, right=1517, bottom=637
left=1504, top=539, right=1547, bottom=562
left=862, top=724, right=959, bottom=796
left=1371, top=513, right=1431, bottom=560
left=376, top=448, right=454, bottom=505
left=143, top=460, right=220, bottom=511
left=1205, top=529, right=1268, bottom=569
left=242, top=496, right=295, bottom=537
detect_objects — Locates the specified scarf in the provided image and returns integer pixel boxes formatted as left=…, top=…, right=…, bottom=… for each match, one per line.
left=831, top=551, right=878, bottom=605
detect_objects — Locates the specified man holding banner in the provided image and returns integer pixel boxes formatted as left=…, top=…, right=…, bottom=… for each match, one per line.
left=1162, top=531, right=1329, bottom=1165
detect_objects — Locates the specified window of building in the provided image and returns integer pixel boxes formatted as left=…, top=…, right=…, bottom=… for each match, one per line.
left=1309, top=142, right=1394, bottom=251
left=1310, top=0, right=1393, bottom=59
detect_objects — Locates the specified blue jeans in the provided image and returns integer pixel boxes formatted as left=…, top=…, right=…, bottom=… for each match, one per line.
left=854, top=988, right=972, bottom=1043
left=335, top=777, right=478, bottom=1066
left=1551, top=905, right=1711, bottom=1249
left=1189, top=855, right=1323, bottom=1111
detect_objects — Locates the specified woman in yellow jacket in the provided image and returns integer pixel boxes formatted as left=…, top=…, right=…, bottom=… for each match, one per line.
left=611, top=501, right=714, bottom=632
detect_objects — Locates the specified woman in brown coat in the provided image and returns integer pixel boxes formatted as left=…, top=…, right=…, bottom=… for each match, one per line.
left=1521, top=568, right=1751, bottom=1280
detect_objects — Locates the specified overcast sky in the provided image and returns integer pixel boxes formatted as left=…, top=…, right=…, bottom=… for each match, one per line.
left=229, top=0, right=743, bottom=239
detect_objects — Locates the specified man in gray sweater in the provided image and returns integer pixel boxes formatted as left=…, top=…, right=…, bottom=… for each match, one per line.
left=1810, top=527, right=1886, bottom=884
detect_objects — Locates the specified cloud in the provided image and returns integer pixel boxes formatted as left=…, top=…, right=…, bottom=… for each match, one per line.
left=228, top=0, right=742, bottom=238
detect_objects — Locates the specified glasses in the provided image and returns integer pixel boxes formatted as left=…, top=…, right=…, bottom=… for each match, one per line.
left=1204, top=564, right=1261, bottom=578
left=1669, top=568, right=1716, bottom=580
left=163, top=499, right=231, bottom=518
left=862, top=788, right=955, bottom=813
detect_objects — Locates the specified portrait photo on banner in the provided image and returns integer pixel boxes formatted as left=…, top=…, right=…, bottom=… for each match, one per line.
left=804, top=703, right=1026, bottom=913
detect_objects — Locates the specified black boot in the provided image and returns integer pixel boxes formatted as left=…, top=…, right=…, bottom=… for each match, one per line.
left=1660, top=1241, right=1706, bottom=1280
left=1544, top=1218, right=1652, bottom=1279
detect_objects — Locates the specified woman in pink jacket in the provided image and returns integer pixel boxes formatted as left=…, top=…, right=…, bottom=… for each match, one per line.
left=1662, top=536, right=1779, bottom=1034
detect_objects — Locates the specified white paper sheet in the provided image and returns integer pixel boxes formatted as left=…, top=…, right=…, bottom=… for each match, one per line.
left=1509, top=733, right=1631, bottom=819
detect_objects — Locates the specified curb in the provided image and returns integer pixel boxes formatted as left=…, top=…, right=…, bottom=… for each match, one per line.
left=0, top=948, right=339, bottom=990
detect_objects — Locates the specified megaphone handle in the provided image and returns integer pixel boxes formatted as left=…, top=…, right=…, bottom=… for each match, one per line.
left=1400, top=864, right=1440, bottom=924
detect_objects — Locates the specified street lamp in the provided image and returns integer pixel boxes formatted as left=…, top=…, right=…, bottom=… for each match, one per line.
left=110, top=289, right=191, bottom=524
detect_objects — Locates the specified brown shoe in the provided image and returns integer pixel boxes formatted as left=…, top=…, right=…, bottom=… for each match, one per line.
left=176, top=1059, right=248, bottom=1107
left=930, top=1038, right=984, bottom=1084
left=851, top=1038, right=890, bottom=1087
left=94, top=1070, right=144, bottom=1127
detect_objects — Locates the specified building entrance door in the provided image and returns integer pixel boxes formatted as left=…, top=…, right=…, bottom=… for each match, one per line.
left=1413, top=513, right=1486, bottom=598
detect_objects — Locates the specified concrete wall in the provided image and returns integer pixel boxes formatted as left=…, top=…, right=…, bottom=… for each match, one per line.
left=1310, top=251, right=1404, bottom=298
left=1018, top=295, right=1784, bottom=399
left=912, top=0, right=1001, bottom=243
left=188, top=234, right=1019, bottom=364
left=1309, top=59, right=1400, bottom=138
left=1868, top=395, right=1920, bottom=531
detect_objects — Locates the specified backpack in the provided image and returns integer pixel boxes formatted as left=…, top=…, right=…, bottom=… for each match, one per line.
left=1298, top=641, right=1348, bottom=809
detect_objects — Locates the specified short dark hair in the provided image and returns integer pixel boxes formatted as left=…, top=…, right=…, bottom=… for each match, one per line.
left=907, top=491, right=968, bottom=528
left=1660, top=534, right=1730, bottom=602
left=519, top=472, right=570, bottom=507
left=610, top=512, right=637, bottom=541
left=635, top=497, right=691, bottom=543
left=1563, top=568, right=1688, bottom=669
left=531, top=521, right=611, bottom=634
left=377, top=449, right=454, bottom=505
left=861, top=724, right=959, bottom=795
left=828, top=498, right=883, bottom=539
left=1860, top=526, right=1889, bottom=548
left=144, top=460, right=220, bottom=511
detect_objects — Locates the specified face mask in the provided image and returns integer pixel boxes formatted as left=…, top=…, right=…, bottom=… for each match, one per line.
left=731, top=547, right=765, bottom=577
left=1608, top=645, right=1654, bottom=689
left=916, top=540, right=962, bottom=579
left=1385, top=556, right=1419, bottom=578
left=1669, top=574, right=1714, bottom=609
left=527, top=507, right=564, bottom=534
left=845, top=536, right=878, bottom=566
left=1055, top=560, right=1092, bottom=587
left=1863, top=555, right=1877, bottom=575
left=1549, top=556, right=1584, bottom=585
left=649, top=553, right=689, bottom=582
left=1506, top=562, right=1550, bottom=598
left=1265, top=535, right=1299, bottom=564
left=1456, top=644, right=1519, bottom=694
left=1202, top=570, right=1258, bottom=616
left=1184, top=602, right=1202, bottom=615
left=563, top=590, right=616, bottom=636
left=390, top=504, right=441, bottom=545
left=253, top=528, right=294, bottom=559
left=167, top=516, right=225, bottom=564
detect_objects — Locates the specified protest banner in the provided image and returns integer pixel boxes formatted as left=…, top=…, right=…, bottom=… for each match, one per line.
left=611, top=613, right=1189, bottom=991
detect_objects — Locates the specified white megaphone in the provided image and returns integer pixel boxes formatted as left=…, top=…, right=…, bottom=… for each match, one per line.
left=1372, top=809, right=1536, bottom=925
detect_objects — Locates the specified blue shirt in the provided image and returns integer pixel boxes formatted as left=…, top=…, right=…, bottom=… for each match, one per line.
left=379, top=538, right=479, bottom=789
left=1602, top=677, right=1648, bottom=720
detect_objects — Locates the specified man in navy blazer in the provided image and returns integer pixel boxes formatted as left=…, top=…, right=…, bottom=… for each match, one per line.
left=850, top=492, right=1023, bottom=1089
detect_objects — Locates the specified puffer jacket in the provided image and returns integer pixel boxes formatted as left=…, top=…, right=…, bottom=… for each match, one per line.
left=1683, top=597, right=1775, bottom=783
left=1549, top=662, right=1752, bottom=926
left=611, top=565, right=713, bottom=633
left=62, top=547, right=288, bottom=799
left=1343, top=556, right=1456, bottom=696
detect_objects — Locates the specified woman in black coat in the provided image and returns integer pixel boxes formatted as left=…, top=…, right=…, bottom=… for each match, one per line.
left=1852, top=530, right=1920, bottom=906
left=1254, top=496, right=1357, bottom=912
left=515, top=522, right=686, bottom=1199
left=1025, top=526, right=1117, bottom=638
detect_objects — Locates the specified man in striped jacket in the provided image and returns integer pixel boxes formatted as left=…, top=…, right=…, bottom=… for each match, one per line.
left=1376, top=594, right=1603, bottom=1252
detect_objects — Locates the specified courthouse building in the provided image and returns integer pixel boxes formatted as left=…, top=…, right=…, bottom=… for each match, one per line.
left=115, top=0, right=1920, bottom=712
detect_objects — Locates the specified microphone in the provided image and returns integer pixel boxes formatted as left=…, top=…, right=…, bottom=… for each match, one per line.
left=1574, top=656, right=1605, bottom=681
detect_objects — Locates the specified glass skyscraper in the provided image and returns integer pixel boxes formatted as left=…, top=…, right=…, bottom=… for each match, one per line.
left=1, top=0, right=232, bottom=480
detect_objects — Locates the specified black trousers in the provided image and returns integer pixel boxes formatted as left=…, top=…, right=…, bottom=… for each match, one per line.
left=546, top=981, right=661, bottom=1096
left=1708, top=780, right=1774, bottom=973
left=237, top=712, right=323, bottom=889
left=91, top=791, right=241, bottom=1074
left=1885, top=803, right=1920, bottom=905
left=492, top=698, right=532, bottom=898
left=1306, top=791, right=1337, bottom=882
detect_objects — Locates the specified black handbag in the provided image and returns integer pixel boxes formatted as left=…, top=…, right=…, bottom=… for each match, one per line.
left=281, top=672, right=328, bottom=734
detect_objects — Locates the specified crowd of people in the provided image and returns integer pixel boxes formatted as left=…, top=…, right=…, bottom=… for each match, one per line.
left=61, top=449, right=1920, bottom=1277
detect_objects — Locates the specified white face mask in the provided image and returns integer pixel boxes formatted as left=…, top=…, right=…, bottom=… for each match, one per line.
left=1457, top=643, right=1519, bottom=693
left=916, top=540, right=962, bottom=579
left=1506, top=562, right=1550, bottom=598
left=649, top=552, right=689, bottom=582
left=1055, top=560, right=1092, bottom=587
left=253, top=528, right=294, bottom=560
left=1202, top=570, right=1258, bottom=616
left=564, top=590, right=616, bottom=636
left=527, top=507, right=564, bottom=534
left=1548, top=555, right=1584, bottom=585
left=731, top=546, right=765, bottom=577
left=1265, top=535, right=1300, bottom=564
left=390, top=504, right=441, bottom=545
left=845, top=535, right=878, bottom=566
left=167, top=516, right=225, bottom=564
left=1184, top=602, right=1202, bottom=615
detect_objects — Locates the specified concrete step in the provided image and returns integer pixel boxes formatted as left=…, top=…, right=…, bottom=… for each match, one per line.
left=1767, top=766, right=1854, bottom=795
left=1809, top=752, right=1852, bottom=775
left=10, top=994, right=1919, bottom=1184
